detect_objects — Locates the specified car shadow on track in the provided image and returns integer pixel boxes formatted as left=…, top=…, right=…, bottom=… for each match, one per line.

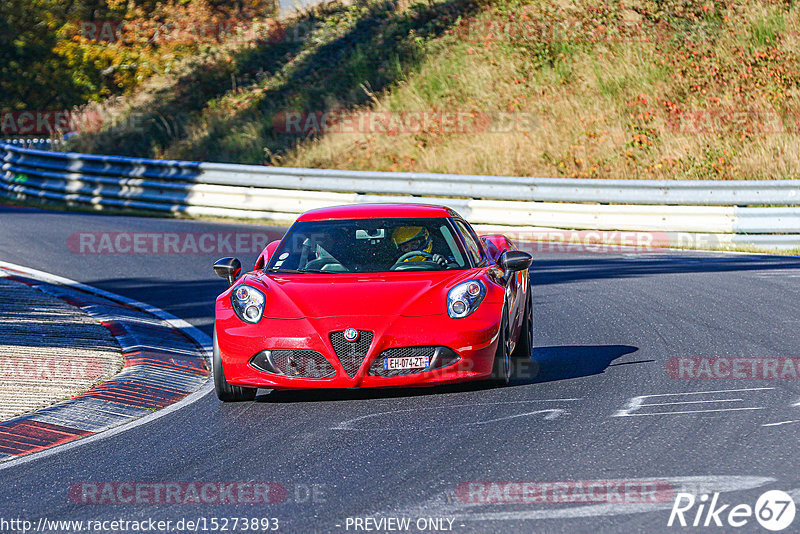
left=255, top=344, right=642, bottom=403
left=256, top=380, right=494, bottom=403
left=516, top=344, right=643, bottom=385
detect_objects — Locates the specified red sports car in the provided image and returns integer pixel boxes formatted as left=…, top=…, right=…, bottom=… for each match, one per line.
left=212, top=203, right=532, bottom=401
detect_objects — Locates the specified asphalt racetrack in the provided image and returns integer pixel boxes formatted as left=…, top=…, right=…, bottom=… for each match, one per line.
left=1, top=204, right=799, bottom=533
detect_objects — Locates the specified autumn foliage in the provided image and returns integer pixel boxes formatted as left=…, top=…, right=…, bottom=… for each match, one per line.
left=0, top=0, right=276, bottom=111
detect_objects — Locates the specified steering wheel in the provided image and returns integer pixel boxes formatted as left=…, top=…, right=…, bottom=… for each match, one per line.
left=390, top=250, right=443, bottom=271
left=394, top=250, right=434, bottom=263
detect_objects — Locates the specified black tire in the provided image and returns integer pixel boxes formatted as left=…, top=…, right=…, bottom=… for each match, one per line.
left=490, top=311, right=512, bottom=386
left=213, top=327, right=257, bottom=402
left=511, top=282, right=533, bottom=361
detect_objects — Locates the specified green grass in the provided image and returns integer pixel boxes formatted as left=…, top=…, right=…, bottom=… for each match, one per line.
left=63, top=0, right=800, bottom=180
left=750, top=10, right=785, bottom=47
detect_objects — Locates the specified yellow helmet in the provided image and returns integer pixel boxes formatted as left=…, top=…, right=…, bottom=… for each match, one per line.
left=392, top=226, right=433, bottom=257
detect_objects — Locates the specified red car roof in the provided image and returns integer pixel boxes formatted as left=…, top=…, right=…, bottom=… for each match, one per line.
left=296, top=203, right=458, bottom=222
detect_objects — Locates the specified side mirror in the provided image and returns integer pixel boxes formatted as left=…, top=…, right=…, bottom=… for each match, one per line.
left=499, top=251, right=532, bottom=273
left=480, top=237, right=501, bottom=262
left=481, top=234, right=515, bottom=263
left=213, top=257, right=242, bottom=286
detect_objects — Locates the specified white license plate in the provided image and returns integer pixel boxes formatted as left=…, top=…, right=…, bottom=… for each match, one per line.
left=384, top=356, right=430, bottom=371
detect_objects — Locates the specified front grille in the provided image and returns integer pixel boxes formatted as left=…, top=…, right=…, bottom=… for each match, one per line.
left=330, top=330, right=373, bottom=378
left=250, top=350, right=336, bottom=379
left=369, top=346, right=461, bottom=377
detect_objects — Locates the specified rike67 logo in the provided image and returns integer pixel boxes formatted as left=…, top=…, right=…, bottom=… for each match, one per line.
left=668, top=490, right=796, bottom=531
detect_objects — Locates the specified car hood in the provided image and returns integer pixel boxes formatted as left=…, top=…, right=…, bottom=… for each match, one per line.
left=245, top=270, right=481, bottom=319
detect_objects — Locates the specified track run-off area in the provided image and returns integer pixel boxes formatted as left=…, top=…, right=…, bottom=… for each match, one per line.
left=0, top=204, right=799, bottom=533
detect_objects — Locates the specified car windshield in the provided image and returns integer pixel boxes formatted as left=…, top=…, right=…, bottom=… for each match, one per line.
left=265, top=217, right=470, bottom=273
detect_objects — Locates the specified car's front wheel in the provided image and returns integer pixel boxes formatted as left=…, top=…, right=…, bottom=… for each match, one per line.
left=213, top=327, right=257, bottom=402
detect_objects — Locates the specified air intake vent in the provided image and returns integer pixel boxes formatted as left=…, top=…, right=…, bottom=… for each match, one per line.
left=250, top=350, right=336, bottom=379
left=329, top=330, right=373, bottom=378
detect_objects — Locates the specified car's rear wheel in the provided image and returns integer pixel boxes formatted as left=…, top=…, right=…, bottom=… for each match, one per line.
left=213, top=327, right=257, bottom=402
left=511, top=281, right=533, bottom=361
left=491, top=311, right=512, bottom=386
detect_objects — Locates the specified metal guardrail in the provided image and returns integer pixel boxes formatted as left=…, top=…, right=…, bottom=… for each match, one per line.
left=1, top=142, right=797, bottom=249
left=198, top=163, right=800, bottom=206
left=2, top=138, right=64, bottom=151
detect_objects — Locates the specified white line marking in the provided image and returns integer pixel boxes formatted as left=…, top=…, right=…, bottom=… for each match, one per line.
left=458, top=409, right=566, bottom=426
left=640, top=399, right=743, bottom=407
left=762, top=420, right=800, bottom=427
left=632, top=388, right=775, bottom=398
left=612, top=388, right=774, bottom=417
left=0, top=260, right=213, bottom=472
left=332, top=400, right=580, bottom=430
left=617, top=407, right=764, bottom=417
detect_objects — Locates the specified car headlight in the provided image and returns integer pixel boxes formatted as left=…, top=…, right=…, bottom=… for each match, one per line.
left=447, top=280, right=486, bottom=319
left=231, top=284, right=266, bottom=323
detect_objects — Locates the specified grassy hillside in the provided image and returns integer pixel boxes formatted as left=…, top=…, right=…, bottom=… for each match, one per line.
left=69, top=0, right=800, bottom=180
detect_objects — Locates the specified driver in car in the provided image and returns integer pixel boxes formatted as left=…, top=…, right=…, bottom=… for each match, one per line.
left=391, top=226, right=448, bottom=267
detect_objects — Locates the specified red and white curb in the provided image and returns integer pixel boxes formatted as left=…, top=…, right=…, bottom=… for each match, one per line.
left=0, top=261, right=212, bottom=465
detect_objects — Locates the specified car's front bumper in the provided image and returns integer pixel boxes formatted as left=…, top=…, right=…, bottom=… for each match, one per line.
left=215, top=312, right=500, bottom=389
